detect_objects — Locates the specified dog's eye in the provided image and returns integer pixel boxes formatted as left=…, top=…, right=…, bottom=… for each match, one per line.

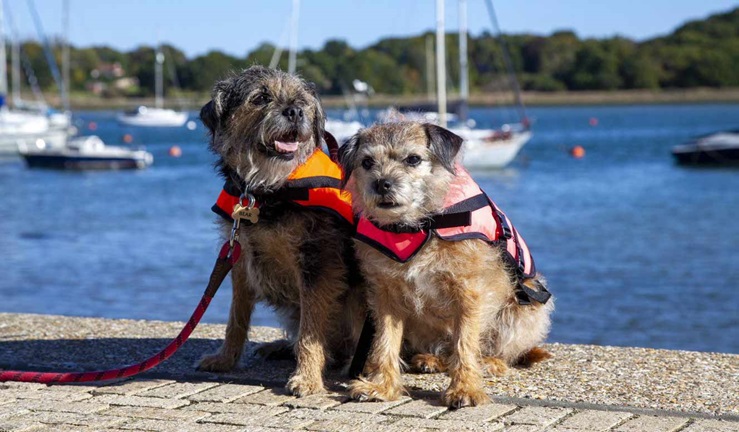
left=404, top=155, right=422, bottom=167
left=252, top=93, right=271, bottom=105
left=361, top=157, right=375, bottom=170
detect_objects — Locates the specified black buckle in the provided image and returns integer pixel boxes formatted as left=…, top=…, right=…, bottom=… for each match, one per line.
left=515, top=280, right=551, bottom=305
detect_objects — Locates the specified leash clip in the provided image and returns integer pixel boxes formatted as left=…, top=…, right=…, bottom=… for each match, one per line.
left=239, top=192, right=256, bottom=210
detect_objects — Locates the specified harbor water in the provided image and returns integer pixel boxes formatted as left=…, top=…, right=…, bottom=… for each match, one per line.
left=1, top=103, right=737, bottom=354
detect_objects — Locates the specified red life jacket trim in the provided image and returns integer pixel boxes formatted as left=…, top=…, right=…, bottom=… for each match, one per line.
left=355, top=218, right=431, bottom=263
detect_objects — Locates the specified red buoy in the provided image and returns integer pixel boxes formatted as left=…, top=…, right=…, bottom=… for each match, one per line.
left=168, top=146, right=182, bottom=157
left=88, top=121, right=97, bottom=131
left=122, top=134, right=133, bottom=143
left=589, top=117, right=598, bottom=127
left=570, top=145, right=586, bottom=159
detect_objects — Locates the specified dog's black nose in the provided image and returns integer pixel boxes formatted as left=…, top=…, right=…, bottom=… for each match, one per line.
left=282, top=106, right=304, bottom=123
left=374, top=179, right=393, bottom=195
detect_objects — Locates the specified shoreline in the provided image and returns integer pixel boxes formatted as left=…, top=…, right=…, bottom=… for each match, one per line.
left=45, top=87, right=739, bottom=111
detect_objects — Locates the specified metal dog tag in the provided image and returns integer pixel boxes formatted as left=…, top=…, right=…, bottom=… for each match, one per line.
left=232, top=203, right=260, bottom=224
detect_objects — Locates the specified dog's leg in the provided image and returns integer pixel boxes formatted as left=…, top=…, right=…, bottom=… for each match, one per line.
left=198, top=261, right=255, bottom=372
left=442, top=284, right=490, bottom=408
left=348, top=296, right=406, bottom=402
left=285, top=277, right=340, bottom=397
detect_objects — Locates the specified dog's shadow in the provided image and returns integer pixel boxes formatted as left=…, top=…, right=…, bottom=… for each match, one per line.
left=0, top=337, right=303, bottom=386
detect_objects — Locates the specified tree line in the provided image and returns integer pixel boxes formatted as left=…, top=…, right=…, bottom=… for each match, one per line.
left=10, top=6, right=738, bottom=98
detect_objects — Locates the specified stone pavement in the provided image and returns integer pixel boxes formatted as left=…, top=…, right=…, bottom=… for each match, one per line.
left=1, top=313, right=737, bottom=432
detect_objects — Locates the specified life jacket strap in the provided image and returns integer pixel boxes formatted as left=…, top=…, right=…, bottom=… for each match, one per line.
left=369, top=193, right=491, bottom=234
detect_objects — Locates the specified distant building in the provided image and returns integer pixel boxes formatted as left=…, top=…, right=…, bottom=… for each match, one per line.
left=87, top=62, right=137, bottom=96
left=90, top=62, right=125, bottom=80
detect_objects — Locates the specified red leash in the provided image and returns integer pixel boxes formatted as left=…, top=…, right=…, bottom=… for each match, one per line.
left=0, top=240, right=241, bottom=384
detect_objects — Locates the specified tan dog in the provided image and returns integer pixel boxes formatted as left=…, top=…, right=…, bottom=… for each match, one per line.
left=197, top=66, right=365, bottom=396
left=339, top=122, right=553, bottom=408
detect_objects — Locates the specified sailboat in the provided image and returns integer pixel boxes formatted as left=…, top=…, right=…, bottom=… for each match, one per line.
left=438, top=0, right=532, bottom=169
left=20, top=0, right=153, bottom=170
left=272, top=0, right=363, bottom=144
left=0, top=0, right=67, bottom=155
left=117, top=45, right=188, bottom=127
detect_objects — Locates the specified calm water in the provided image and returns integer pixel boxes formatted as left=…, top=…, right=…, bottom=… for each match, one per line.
left=1, top=104, right=737, bottom=354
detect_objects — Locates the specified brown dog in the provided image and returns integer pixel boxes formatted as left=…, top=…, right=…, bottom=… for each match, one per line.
left=197, top=66, right=365, bottom=396
left=339, top=122, right=553, bottom=408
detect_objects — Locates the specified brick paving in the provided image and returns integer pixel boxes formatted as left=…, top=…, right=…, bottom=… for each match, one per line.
left=0, top=313, right=737, bottom=431
left=0, top=380, right=738, bottom=431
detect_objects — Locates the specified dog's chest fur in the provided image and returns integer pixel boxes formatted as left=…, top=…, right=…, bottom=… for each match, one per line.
left=226, top=209, right=348, bottom=306
left=356, top=237, right=493, bottom=318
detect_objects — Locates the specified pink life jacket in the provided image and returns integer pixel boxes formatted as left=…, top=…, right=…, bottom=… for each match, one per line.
left=354, top=165, right=550, bottom=305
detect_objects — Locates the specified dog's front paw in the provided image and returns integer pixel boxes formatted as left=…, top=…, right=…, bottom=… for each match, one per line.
left=286, top=373, right=325, bottom=397
left=348, top=378, right=403, bottom=402
left=442, top=384, right=490, bottom=409
left=197, top=352, right=238, bottom=373
left=410, top=353, right=447, bottom=373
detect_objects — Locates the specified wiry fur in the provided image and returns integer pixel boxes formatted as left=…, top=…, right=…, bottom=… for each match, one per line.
left=339, top=122, right=554, bottom=408
left=197, top=66, right=365, bottom=397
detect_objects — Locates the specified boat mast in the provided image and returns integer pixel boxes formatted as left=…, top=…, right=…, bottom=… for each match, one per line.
left=425, top=34, right=435, bottom=102
left=62, top=0, right=70, bottom=113
left=9, top=4, right=21, bottom=107
left=288, top=0, right=300, bottom=74
left=154, top=45, right=164, bottom=109
left=483, top=0, right=527, bottom=125
left=458, top=0, right=468, bottom=123
left=436, top=0, right=447, bottom=127
left=0, top=0, right=7, bottom=109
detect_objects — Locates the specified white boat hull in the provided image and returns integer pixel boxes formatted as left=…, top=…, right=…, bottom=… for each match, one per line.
left=117, top=107, right=188, bottom=127
left=458, top=130, right=531, bottom=169
left=0, top=126, right=68, bottom=155
left=326, top=118, right=363, bottom=143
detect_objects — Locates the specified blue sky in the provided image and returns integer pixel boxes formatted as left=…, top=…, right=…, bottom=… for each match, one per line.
left=8, top=0, right=738, bottom=57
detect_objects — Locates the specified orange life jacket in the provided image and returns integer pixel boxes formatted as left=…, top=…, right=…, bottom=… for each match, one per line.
left=354, top=165, right=550, bottom=305
left=212, top=149, right=354, bottom=226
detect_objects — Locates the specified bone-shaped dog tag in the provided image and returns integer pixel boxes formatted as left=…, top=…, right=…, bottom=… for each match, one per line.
left=232, top=203, right=260, bottom=224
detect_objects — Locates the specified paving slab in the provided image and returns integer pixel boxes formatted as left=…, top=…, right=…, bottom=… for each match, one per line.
left=0, top=313, right=736, bottom=432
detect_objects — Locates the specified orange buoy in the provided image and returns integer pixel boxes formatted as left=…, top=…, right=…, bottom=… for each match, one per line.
left=168, top=145, right=182, bottom=158
left=589, top=117, right=598, bottom=127
left=88, top=121, right=97, bottom=131
left=570, top=145, right=585, bottom=159
left=122, top=134, right=133, bottom=143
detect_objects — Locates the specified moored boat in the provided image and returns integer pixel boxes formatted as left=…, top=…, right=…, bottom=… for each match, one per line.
left=117, top=106, right=188, bottom=127
left=672, top=130, right=739, bottom=165
left=19, top=135, right=153, bottom=170
left=116, top=46, right=188, bottom=128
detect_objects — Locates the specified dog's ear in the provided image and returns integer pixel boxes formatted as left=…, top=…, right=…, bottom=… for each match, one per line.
left=200, top=79, right=233, bottom=153
left=199, top=99, right=220, bottom=134
left=338, top=133, right=361, bottom=188
left=423, top=123, right=464, bottom=173
left=200, top=78, right=232, bottom=133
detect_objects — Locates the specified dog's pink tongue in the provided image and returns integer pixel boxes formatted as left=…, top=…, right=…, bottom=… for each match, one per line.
left=275, top=141, right=299, bottom=153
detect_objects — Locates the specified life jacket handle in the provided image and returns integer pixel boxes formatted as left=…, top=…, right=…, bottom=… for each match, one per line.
left=324, top=131, right=340, bottom=162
